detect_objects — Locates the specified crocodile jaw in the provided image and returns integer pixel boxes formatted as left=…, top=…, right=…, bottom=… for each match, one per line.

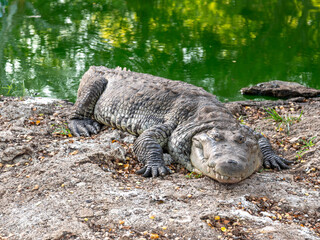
left=190, top=150, right=245, bottom=183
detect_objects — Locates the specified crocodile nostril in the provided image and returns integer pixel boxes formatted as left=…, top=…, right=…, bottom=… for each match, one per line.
left=227, top=159, right=238, bottom=165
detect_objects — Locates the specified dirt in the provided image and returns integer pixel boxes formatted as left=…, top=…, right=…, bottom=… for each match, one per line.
left=0, top=96, right=319, bottom=240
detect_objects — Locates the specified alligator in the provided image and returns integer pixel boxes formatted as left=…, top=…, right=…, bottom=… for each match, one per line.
left=68, top=66, right=291, bottom=183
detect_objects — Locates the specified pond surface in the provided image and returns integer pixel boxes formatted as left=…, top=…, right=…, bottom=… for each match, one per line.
left=1, top=0, right=320, bottom=102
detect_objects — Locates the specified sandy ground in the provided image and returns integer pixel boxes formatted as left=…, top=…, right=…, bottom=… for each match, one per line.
left=0, top=96, right=319, bottom=240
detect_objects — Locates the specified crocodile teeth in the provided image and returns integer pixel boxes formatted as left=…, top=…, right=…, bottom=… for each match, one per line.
left=215, top=173, right=220, bottom=180
left=205, top=166, right=243, bottom=183
left=221, top=175, right=229, bottom=180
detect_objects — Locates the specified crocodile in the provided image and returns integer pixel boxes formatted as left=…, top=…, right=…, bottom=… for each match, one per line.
left=68, top=66, right=291, bottom=183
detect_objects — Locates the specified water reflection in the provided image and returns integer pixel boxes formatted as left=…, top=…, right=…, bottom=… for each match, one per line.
left=0, top=0, right=320, bottom=102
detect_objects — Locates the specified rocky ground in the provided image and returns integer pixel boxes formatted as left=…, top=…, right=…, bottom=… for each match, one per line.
left=0, top=95, right=319, bottom=240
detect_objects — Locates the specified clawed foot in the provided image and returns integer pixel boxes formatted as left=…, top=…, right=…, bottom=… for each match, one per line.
left=263, top=153, right=293, bottom=170
left=136, top=163, right=172, bottom=178
left=259, top=137, right=293, bottom=170
left=68, top=119, right=101, bottom=137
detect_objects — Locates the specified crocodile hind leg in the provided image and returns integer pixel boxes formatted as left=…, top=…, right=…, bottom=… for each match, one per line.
left=134, top=122, right=176, bottom=177
left=69, top=75, right=107, bottom=137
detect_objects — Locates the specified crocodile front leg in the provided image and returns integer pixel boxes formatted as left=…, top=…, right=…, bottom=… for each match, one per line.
left=134, top=122, right=176, bottom=177
left=258, top=137, right=293, bottom=170
left=69, top=76, right=107, bottom=137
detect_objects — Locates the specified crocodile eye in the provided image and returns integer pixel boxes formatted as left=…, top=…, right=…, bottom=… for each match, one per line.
left=207, top=130, right=224, bottom=141
left=193, top=139, right=203, bottom=149
left=235, top=135, right=246, bottom=144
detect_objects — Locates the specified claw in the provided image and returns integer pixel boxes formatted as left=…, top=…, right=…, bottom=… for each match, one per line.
left=263, top=154, right=291, bottom=170
left=87, top=123, right=99, bottom=134
left=77, top=124, right=90, bottom=137
left=280, top=157, right=293, bottom=165
left=142, top=167, right=152, bottom=178
left=136, top=164, right=171, bottom=178
left=152, top=167, right=158, bottom=177
left=277, top=157, right=291, bottom=169
left=259, top=137, right=292, bottom=171
left=264, top=162, right=270, bottom=169
left=68, top=119, right=101, bottom=137
left=136, top=166, right=147, bottom=175
left=93, top=121, right=101, bottom=132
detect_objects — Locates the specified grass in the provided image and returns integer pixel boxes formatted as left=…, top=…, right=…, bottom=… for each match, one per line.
left=1, top=82, right=26, bottom=96
left=264, top=107, right=303, bottom=135
left=237, top=115, right=246, bottom=125
left=2, top=84, right=14, bottom=94
left=185, top=171, right=203, bottom=179
left=296, top=136, right=317, bottom=159
left=52, top=123, right=72, bottom=137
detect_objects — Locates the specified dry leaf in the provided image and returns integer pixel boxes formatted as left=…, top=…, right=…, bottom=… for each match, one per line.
left=150, top=233, right=159, bottom=239
left=70, top=150, right=78, bottom=155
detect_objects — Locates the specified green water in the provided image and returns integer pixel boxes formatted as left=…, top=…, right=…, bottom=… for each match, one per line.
left=1, top=0, right=320, bottom=102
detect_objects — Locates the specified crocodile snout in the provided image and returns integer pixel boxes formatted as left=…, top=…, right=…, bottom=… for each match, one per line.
left=215, top=159, right=245, bottom=177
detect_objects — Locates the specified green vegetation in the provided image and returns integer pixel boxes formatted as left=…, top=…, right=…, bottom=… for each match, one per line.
left=186, top=171, right=203, bottom=179
left=52, top=123, right=72, bottom=137
left=1, top=82, right=25, bottom=96
left=296, top=137, right=317, bottom=159
left=265, top=107, right=303, bottom=135
left=237, top=115, right=246, bottom=125
left=2, top=84, right=13, bottom=94
left=1, top=1, right=320, bottom=101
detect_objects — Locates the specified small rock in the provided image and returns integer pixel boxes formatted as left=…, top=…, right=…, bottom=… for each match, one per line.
left=100, top=131, right=121, bottom=142
left=261, top=211, right=276, bottom=218
left=78, top=208, right=94, bottom=218
left=0, top=131, right=14, bottom=142
left=107, top=142, right=126, bottom=161
left=0, top=145, right=32, bottom=163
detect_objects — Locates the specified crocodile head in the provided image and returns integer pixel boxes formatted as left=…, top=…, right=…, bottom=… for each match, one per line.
left=190, top=127, right=263, bottom=183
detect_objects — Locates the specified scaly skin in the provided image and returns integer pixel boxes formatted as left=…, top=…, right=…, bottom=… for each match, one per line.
left=68, top=66, right=292, bottom=183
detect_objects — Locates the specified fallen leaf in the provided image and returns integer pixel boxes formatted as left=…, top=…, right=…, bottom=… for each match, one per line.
left=70, top=150, right=78, bottom=155
left=150, top=233, right=159, bottom=239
